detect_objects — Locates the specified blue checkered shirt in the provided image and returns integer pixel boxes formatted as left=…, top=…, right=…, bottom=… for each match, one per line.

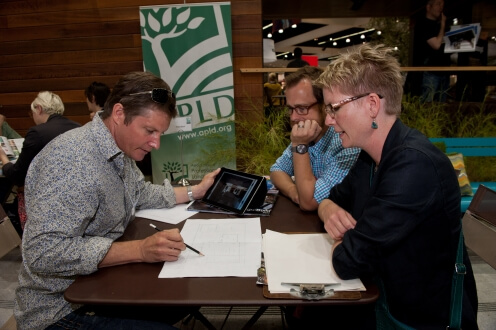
left=270, top=126, right=360, bottom=203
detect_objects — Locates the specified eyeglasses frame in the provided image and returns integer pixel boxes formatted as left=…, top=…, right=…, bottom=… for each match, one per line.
left=286, top=101, right=320, bottom=116
left=325, top=93, right=383, bottom=117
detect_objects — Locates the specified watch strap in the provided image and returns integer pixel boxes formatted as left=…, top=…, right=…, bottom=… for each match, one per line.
left=187, top=185, right=195, bottom=201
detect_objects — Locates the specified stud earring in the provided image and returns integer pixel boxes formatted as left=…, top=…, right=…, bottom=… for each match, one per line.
left=371, top=119, right=378, bottom=129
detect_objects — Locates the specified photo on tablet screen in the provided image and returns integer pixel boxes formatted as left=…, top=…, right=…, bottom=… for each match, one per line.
left=202, top=168, right=265, bottom=213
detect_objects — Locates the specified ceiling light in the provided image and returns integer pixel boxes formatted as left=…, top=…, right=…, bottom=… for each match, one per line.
left=346, top=38, right=350, bottom=43
left=263, top=23, right=273, bottom=30
left=329, top=38, right=333, bottom=41
left=292, top=24, right=297, bottom=28
left=278, top=29, right=283, bottom=33
left=394, top=46, right=398, bottom=50
left=360, top=34, right=365, bottom=39
left=377, top=31, right=382, bottom=35
left=330, top=28, right=376, bottom=43
left=267, top=33, right=272, bottom=38
left=333, top=41, right=337, bottom=46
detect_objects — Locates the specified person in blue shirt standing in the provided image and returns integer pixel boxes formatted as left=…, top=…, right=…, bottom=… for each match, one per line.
left=270, top=66, right=360, bottom=211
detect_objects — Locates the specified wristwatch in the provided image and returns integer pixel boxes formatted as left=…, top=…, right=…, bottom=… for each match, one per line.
left=187, top=185, right=195, bottom=201
left=291, top=144, right=310, bottom=154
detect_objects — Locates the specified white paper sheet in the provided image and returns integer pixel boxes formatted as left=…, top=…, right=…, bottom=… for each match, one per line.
left=159, top=218, right=262, bottom=278
left=263, top=230, right=365, bottom=293
left=135, top=202, right=196, bottom=225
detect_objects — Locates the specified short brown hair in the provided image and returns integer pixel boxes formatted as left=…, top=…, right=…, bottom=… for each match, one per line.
left=285, top=66, right=324, bottom=104
left=315, top=44, right=403, bottom=116
left=101, top=71, right=177, bottom=124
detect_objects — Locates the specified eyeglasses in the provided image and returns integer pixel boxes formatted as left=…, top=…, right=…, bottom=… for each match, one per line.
left=129, top=88, right=175, bottom=104
left=286, top=101, right=319, bottom=116
left=324, top=93, right=383, bottom=116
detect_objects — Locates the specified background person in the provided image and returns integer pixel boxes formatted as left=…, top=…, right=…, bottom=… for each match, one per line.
left=0, top=91, right=81, bottom=231
left=14, top=71, right=220, bottom=330
left=412, top=0, right=452, bottom=102
left=270, top=66, right=359, bottom=211
left=315, top=44, right=478, bottom=328
left=85, top=81, right=111, bottom=119
left=287, top=47, right=309, bottom=69
left=263, top=72, right=283, bottom=115
left=0, top=114, right=22, bottom=139
left=0, top=113, right=22, bottom=210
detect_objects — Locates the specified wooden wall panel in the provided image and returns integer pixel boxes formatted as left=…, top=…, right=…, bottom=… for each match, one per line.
left=0, top=21, right=142, bottom=42
left=0, top=0, right=264, bottom=136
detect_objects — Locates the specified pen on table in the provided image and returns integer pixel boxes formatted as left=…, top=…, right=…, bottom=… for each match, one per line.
left=149, top=223, right=205, bottom=256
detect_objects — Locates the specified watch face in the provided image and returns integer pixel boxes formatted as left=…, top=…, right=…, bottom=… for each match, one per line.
left=296, top=144, right=308, bottom=154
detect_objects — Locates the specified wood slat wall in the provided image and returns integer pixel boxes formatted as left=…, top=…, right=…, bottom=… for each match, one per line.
left=0, top=0, right=263, bottom=137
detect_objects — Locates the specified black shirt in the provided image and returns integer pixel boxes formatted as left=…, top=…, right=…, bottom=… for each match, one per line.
left=329, top=120, right=478, bottom=329
left=413, top=16, right=451, bottom=67
left=3, top=114, right=80, bottom=186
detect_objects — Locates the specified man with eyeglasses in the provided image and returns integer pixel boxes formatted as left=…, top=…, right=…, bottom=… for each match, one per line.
left=270, top=66, right=360, bottom=211
left=15, top=71, right=220, bottom=330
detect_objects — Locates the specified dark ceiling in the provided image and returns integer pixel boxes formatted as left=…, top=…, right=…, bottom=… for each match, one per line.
left=262, top=0, right=427, bottom=20
left=262, top=0, right=482, bottom=66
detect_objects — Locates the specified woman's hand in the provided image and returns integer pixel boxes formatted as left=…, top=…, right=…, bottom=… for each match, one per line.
left=318, top=199, right=356, bottom=240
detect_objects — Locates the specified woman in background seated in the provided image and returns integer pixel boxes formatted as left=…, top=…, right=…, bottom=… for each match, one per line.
left=0, top=114, right=22, bottom=139
left=314, top=44, right=478, bottom=329
left=0, top=91, right=80, bottom=231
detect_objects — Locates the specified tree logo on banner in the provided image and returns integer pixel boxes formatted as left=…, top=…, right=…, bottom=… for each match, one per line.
left=139, top=8, right=204, bottom=80
left=139, top=3, right=236, bottom=182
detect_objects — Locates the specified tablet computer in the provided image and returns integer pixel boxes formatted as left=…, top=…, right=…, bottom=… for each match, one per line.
left=201, top=167, right=267, bottom=214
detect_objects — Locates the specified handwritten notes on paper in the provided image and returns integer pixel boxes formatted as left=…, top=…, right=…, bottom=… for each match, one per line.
left=158, top=218, right=262, bottom=278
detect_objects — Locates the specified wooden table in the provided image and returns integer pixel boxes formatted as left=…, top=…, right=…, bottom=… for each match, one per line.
left=64, top=195, right=378, bottom=308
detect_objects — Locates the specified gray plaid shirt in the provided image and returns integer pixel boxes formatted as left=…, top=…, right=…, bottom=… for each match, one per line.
left=14, top=114, right=176, bottom=330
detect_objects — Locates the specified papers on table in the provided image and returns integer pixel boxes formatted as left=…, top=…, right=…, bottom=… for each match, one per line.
left=159, top=218, right=262, bottom=278
left=444, top=23, right=481, bottom=53
left=135, top=202, right=196, bottom=225
left=263, top=230, right=365, bottom=293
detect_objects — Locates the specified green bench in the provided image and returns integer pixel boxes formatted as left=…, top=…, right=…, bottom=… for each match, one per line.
left=429, top=137, right=496, bottom=213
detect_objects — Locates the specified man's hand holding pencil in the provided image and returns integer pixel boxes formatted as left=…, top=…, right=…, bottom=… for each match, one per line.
left=149, top=223, right=205, bottom=258
left=139, top=226, right=186, bottom=262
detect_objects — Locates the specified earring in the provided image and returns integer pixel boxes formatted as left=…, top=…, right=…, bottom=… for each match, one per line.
left=371, top=119, right=378, bottom=129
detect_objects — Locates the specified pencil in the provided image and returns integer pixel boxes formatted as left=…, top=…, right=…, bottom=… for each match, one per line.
left=149, top=223, right=205, bottom=256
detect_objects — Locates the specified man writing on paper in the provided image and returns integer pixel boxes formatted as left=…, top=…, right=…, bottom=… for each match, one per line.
left=14, top=72, right=220, bottom=330
left=315, top=44, right=478, bottom=328
left=270, top=66, right=359, bottom=211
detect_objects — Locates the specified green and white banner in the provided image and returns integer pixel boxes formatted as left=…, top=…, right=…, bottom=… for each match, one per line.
left=139, top=2, right=236, bottom=183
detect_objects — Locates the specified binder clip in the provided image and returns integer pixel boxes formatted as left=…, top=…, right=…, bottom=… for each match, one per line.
left=288, top=284, right=335, bottom=300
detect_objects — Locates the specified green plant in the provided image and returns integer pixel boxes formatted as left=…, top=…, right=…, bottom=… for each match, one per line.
left=235, top=108, right=290, bottom=175
left=445, top=100, right=496, bottom=138
left=368, top=17, right=410, bottom=66
left=401, top=95, right=496, bottom=182
left=193, top=105, right=290, bottom=176
left=400, top=94, right=452, bottom=137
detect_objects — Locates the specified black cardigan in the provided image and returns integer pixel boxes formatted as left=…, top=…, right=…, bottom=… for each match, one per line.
left=3, top=114, right=80, bottom=186
left=329, top=119, right=478, bottom=329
